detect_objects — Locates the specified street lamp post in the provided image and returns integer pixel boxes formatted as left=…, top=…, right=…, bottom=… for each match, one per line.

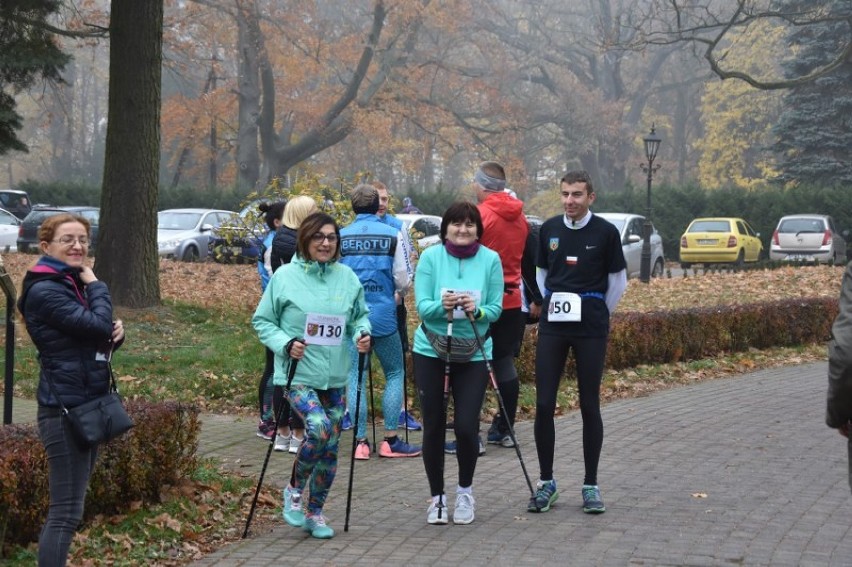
left=639, top=125, right=662, bottom=283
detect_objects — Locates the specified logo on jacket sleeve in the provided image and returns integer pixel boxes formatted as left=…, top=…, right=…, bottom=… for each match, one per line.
left=549, top=238, right=559, bottom=251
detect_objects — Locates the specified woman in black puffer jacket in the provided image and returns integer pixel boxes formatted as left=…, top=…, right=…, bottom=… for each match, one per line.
left=18, top=213, right=125, bottom=567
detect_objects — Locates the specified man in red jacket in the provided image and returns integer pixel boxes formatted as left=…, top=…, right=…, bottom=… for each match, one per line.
left=475, top=162, right=529, bottom=448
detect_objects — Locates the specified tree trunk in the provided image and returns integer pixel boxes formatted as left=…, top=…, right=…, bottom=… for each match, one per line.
left=96, top=0, right=163, bottom=308
left=235, top=6, right=260, bottom=192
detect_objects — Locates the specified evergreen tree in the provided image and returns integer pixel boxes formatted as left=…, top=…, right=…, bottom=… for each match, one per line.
left=773, top=0, right=852, bottom=186
left=0, top=0, right=70, bottom=155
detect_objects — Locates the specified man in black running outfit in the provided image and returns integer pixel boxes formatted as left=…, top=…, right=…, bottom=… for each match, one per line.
left=528, top=170, right=627, bottom=515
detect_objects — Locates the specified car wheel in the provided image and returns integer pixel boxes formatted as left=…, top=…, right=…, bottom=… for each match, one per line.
left=181, top=245, right=199, bottom=262
left=735, top=249, right=745, bottom=267
left=652, top=258, right=664, bottom=278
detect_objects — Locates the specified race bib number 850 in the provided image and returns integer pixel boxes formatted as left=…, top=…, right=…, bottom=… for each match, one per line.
left=304, top=313, right=345, bottom=346
left=548, top=292, right=581, bottom=322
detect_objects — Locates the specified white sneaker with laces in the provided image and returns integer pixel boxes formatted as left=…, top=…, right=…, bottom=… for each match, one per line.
left=453, top=492, right=475, bottom=525
left=427, top=495, right=449, bottom=525
left=289, top=435, right=304, bottom=454
left=273, top=431, right=290, bottom=452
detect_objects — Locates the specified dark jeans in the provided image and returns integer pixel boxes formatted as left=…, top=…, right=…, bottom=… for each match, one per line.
left=37, top=408, right=98, bottom=567
left=413, top=353, right=488, bottom=495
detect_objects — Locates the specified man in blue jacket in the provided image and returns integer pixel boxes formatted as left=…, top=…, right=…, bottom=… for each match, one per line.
left=341, top=184, right=421, bottom=459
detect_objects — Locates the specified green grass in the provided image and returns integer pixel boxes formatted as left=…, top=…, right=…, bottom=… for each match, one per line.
left=11, top=301, right=265, bottom=413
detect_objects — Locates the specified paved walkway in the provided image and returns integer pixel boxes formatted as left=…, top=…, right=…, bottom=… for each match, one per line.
left=11, top=362, right=852, bottom=566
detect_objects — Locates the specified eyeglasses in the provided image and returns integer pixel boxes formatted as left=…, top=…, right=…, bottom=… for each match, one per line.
left=52, top=235, right=90, bottom=246
left=311, top=232, right=338, bottom=243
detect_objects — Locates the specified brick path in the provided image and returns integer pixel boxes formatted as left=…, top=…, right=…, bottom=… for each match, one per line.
left=12, top=362, right=852, bottom=565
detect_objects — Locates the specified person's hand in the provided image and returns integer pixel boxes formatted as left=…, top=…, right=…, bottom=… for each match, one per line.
left=79, top=266, right=98, bottom=285
left=288, top=339, right=306, bottom=360
left=356, top=333, right=372, bottom=353
left=456, top=293, right=476, bottom=314
left=112, top=319, right=125, bottom=342
left=839, top=421, right=850, bottom=438
left=529, top=303, right=542, bottom=320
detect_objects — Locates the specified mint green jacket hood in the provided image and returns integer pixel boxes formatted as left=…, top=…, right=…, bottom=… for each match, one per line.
left=252, top=255, right=371, bottom=390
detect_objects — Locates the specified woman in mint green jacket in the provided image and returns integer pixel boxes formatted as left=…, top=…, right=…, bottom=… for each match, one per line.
left=253, top=212, right=371, bottom=539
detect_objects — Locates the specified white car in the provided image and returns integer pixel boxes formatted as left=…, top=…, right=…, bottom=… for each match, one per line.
left=770, top=214, right=847, bottom=264
left=596, top=212, right=666, bottom=278
left=158, top=208, right=236, bottom=262
left=0, top=207, right=20, bottom=252
left=396, top=213, right=442, bottom=249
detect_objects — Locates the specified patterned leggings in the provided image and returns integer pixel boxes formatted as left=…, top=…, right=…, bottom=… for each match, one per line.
left=287, top=385, right=345, bottom=515
left=347, top=332, right=404, bottom=438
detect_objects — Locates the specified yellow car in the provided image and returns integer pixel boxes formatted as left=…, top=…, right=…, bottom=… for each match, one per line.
left=679, top=217, right=763, bottom=268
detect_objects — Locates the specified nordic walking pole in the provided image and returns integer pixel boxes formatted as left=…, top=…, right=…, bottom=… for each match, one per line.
left=345, top=332, right=370, bottom=532
left=243, top=345, right=302, bottom=538
left=466, top=311, right=536, bottom=497
left=402, top=355, right=410, bottom=444
left=436, top=309, right=454, bottom=522
left=368, top=353, right=377, bottom=452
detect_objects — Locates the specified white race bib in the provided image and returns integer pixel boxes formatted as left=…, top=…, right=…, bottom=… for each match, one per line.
left=548, top=292, right=581, bottom=322
left=304, top=313, right=345, bottom=346
left=441, top=288, right=482, bottom=320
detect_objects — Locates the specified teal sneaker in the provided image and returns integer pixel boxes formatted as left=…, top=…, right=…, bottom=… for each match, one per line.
left=527, top=479, right=558, bottom=513
left=282, top=486, right=305, bottom=527
left=582, top=484, right=606, bottom=514
left=303, top=514, right=335, bottom=539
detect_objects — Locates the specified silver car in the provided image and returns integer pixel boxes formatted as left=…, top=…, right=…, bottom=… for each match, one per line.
left=596, top=212, right=666, bottom=278
left=158, top=208, right=236, bottom=262
left=770, top=214, right=847, bottom=264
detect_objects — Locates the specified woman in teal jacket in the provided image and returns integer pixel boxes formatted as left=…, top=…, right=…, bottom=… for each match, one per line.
left=413, top=201, right=503, bottom=526
left=253, top=212, right=371, bottom=539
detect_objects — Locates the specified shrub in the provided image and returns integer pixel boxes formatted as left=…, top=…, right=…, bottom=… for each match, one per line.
left=515, top=297, right=837, bottom=382
left=0, top=400, right=199, bottom=552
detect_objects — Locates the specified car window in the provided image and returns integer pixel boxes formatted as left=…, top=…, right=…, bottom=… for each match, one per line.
left=626, top=219, right=643, bottom=239
left=413, top=218, right=440, bottom=237
left=78, top=209, right=99, bottom=225
left=0, top=210, right=17, bottom=225
left=690, top=220, right=730, bottom=233
left=159, top=212, right=202, bottom=230
left=778, top=218, right=824, bottom=233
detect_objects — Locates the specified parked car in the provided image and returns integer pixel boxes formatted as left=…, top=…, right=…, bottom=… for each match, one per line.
left=17, top=206, right=100, bottom=254
left=597, top=212, right=666, bottom=278
left=679, top=217, right=763, bottom=268
left=158, top=208, right=236, bottom=262
left=0, top=207, right=20, bottom=252
left=769, top=214, right=847, bottom=265
left=0, top=189, right=32, bottom=220
left=396, top=213, right=442, bottom=249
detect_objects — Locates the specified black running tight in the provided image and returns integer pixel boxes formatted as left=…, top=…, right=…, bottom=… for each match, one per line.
left=413, top=353, right=488, bottom=496
left=533, top=334, right=608, bottom=486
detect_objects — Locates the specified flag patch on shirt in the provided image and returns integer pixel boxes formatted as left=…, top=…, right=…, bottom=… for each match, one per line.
left=565, top=256, right=578, bottom=266
left=549, top=238, right=559, bottom=251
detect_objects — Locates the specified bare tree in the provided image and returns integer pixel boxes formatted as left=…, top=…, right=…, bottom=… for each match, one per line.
left=638, top=0, right=852, bottom=90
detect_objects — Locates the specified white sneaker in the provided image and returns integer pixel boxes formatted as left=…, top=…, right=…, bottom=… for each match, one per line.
left=427, top=496, right=449, bottom=525
left=273, top=432, right=290, bottom=452
left=453, top=492, right=475, bottom=525
left=289, top=435, right=304, bottom=454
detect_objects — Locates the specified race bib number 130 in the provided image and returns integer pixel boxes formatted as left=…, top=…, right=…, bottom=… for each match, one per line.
left=548, top=292, right=581, bottom=322
left=304, top=313, right=345, bottom=346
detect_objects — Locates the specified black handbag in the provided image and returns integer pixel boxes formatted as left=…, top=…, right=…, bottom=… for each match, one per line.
left=45, top=363, right=134, bottom=448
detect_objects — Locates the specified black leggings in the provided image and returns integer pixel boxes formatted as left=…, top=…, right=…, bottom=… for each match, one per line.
left=259, top=348, right=305, bottom=430
left=533, top=334, right=608, bottom=486
left=413, top=353, right=488, bottom=496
